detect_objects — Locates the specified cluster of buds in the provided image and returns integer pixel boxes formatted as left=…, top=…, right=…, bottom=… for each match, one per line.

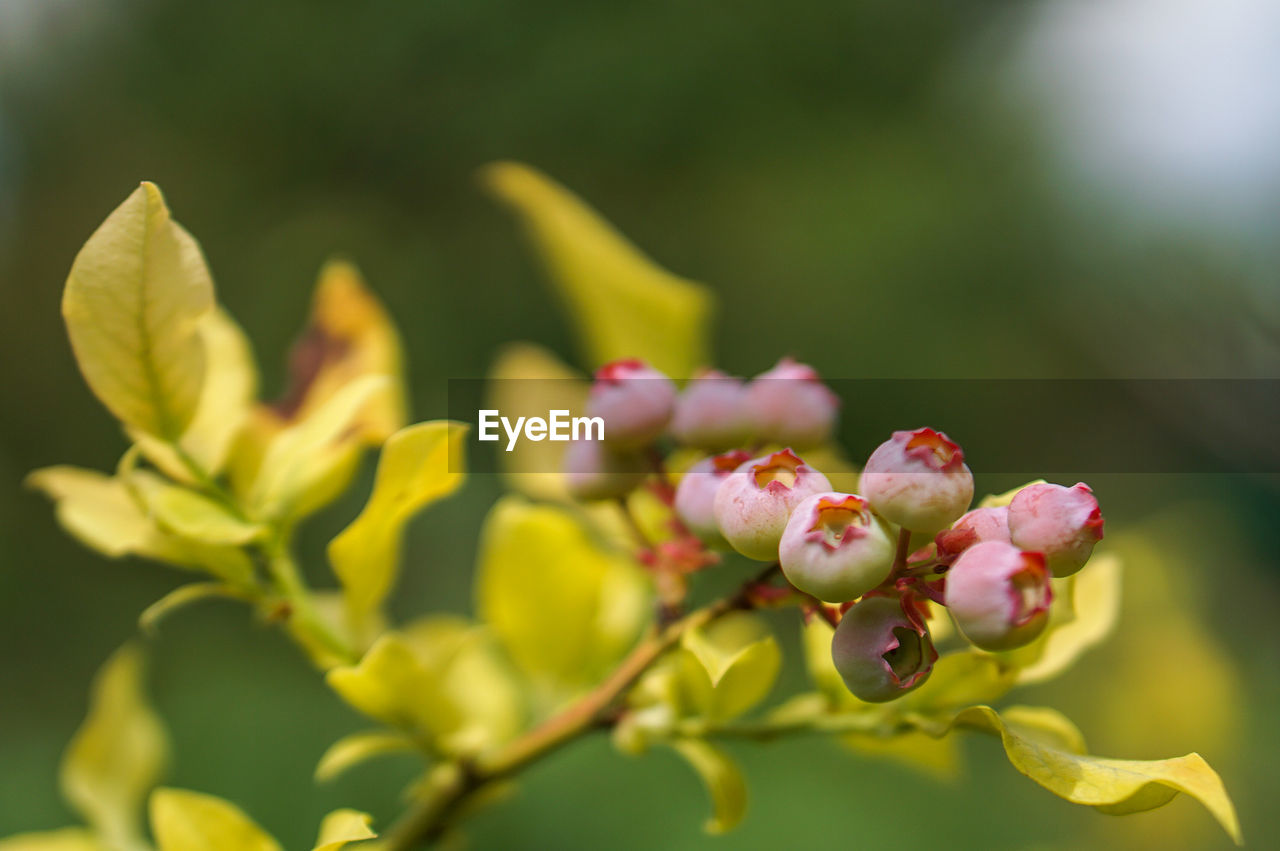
left=561, top=358, right=1105, bottom=704
left=564, top=356, right=841, bottom=505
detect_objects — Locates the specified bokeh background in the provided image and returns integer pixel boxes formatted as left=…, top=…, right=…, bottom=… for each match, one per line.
left=1, top=1, right=1277, bottom=848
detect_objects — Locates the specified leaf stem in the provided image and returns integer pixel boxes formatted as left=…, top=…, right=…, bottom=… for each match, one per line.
left=379, top=563, right=781, bottom=849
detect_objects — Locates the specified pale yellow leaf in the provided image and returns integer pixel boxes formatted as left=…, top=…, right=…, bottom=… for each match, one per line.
left=669, top=740, right=747, bottom=835
left=679, top=612, right=781, bottom=721
left=485, top=342, right=588, bottom=501
left=914, top=704, right=1241, bottom=844
left=1009, top=553, right=1122, bottom=685
left=476, top=497, right=650, bottom=705
left=400, top=616, right=526, bottom=756
left=248, top=375, right=390, bottom=521
left=312, top=809, right=376, bottom=851
left=328, top=421, right=468, bottom=621
left=59, top=645, right=168, bottom=851
left=0, top=828, right=108, bottom=851
left=314, top=731, right=416, bottom=783
left=27, top=466, right=255, bottom=585
left=138, top=582, right=248, bottom=636
left=62, top=182, right=213, bottom=439
left=483, top=162, right=713, bottom=378
left=129, top=471, right=265, bottom=547
left=149, top=789, right=281, bottom=851
left=262, top=260, right=406, bottom=444
left=132, top=308, right=258, bottom=479
left=325, top=633, right=460, bottom=746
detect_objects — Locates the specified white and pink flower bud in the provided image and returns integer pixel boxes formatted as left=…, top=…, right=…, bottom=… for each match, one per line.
left=742, top=357, right=839, bottom=449
left=669, top=369, right=750, bottom=450
left=712, top=449, right=832, bottom=561
left=831, top=595, right=937, bottom=703
left=934, top=506, right=1011, bottom=564
left=779, top=493, right=895, bottom=602
left=674, top=450, right=752, bottom=547
left=860, top=428, right=974, bottom=534
left=586, top=358, right=677, bottom=449
left=563, top=439, right=648, bottom=502
left=944, top=540, right=1053, bottom=650
left=1007, top=482, right=1104, bottom=577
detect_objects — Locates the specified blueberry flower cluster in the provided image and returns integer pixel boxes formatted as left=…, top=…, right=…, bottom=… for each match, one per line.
left=564, top=357, right=1106, bottom=704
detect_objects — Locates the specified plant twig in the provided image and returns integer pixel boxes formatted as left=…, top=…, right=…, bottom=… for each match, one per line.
left=379, top=563, right=782, bottom=849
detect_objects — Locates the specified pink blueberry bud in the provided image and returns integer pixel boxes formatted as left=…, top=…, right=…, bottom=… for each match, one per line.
left=831, top=595, right=937, bottom=702
left=712, top=449, right=833, bottom=561
left=563, top=439, right=648, bottom=501
left=934, top=506, right=1011, bottom=564
left=742, top=357, right=839, bottom=449
left=586, top=359, right=677, bottom=449
left=779, top=493, right=895, bottom=602
left=674, top=450, right=752, bottom=546
left=860, top=428, right=974, bottom=534
left=669, top=369, right=751, bottom=450
left=944, top=541, right=1053, bottom=651
left=1007, top=482, right=1104, bottom=577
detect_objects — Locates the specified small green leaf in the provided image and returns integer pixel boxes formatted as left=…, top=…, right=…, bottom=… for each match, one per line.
left=328, top=421, right=468, bottom=622
left=132, top=308, right=258, bottom=480
left=0, top=828, right=108, bottom=851
left=314, top=731, right=416, bottom=783
left=139, top=582, right=249, bottom=635
left=312, top=809, right=376, bottom=851
left=1005, top=553, right=1122, bottom=685
left=130, top=471, right=266, bottom=546
left=60, top=645, right=168, bottom=851
left=913, top=705, right=1242, bottom=845
left=27, top=466, right=255, bottom=585
left=248, top=375, right=391, bottom=521
left=325, top=633, right=459, bottom=745
left=62, top=182, right=214, bottom=440
left=149, top=788, right=281, bottom=851
left=401, top=616, right=526, bottom=755
left=679, top=612, right=782, bottom=721
left=476, top=497, right=649, bottom=704
left=669, top=740, right=748, bottom=835
left=483, top=162, right=713, bottom=377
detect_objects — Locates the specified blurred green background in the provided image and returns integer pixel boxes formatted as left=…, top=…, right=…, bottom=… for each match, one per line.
left=1, top=0, right=1277, bottom=848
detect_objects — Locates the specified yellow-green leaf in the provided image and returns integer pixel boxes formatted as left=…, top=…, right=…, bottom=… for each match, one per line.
left=678, top=612, right=781, bottom=721
left=149, top=789, right=281, bottom=851
left=60, top=645, right=168, bottom=851
left=913, top=705, right=1241, bottom=844
left=129, top=471, right=265, bottom=546
left=139, top=582, right=249, bottom=635
left=485, top=342, right=588, bottom=501
left=669, top=739, right=747, bottom=835
left=0, top=828, right=108, bottom=851
left=314, top=731, right=416, bottom=783
left=328, top=421, right=468, bottom=621
left=483, top=162, right=713, bottom=377
left=325, top=633, right=459, bottom=745
left=312, top=809, right=376, bottom=851
left=27, top=466, right=255, bottom=585
left=263, top=260, right=406, bottom=443
left=1006, top=553, right=1122, bottom=685
left=62, top=182, right=214, bottom=439
left=248, top=375, right=391, bottom=521
left=132, top=308, right=258, bottom=480
left=476, top=497, right=650, bottom=704
left=400, top=616, right=526, bottom=755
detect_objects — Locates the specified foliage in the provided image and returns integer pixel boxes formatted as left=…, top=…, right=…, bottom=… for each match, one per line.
left=12, top=172, right=1240, bottom=849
